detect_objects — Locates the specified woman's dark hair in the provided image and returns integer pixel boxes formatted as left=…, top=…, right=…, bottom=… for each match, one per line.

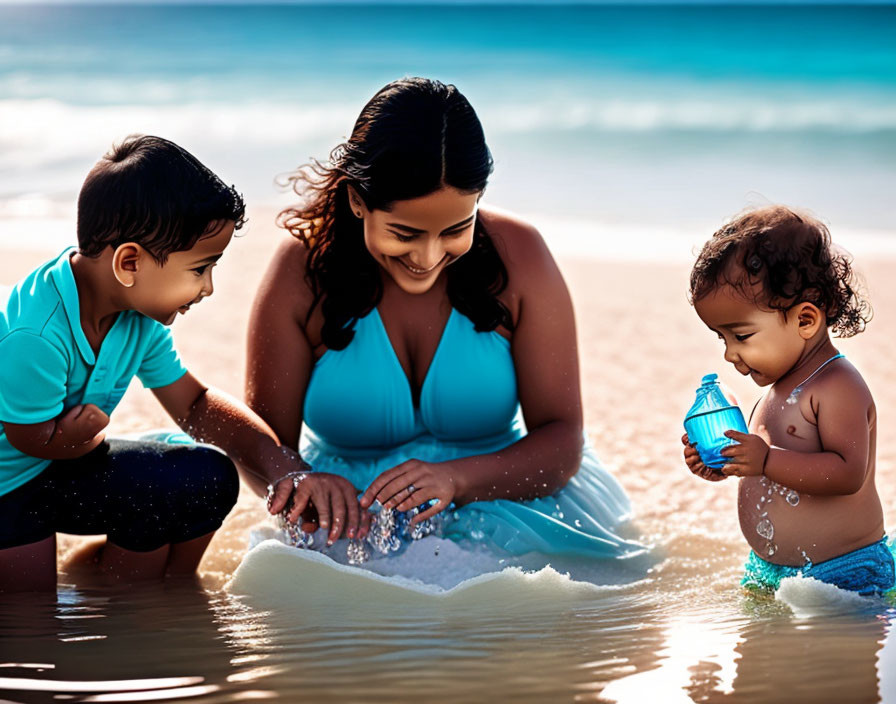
left=78, top=134, right=246, bottom=262
left=278, top=77, right=512, bottom=350
left=689, top=205, right=871, bottom=337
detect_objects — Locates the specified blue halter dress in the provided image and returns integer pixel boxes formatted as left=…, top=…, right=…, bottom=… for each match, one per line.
left=300, top=306, right=642, bottom=558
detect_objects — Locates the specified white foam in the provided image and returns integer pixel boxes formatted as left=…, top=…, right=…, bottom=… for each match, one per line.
left=526, top=213, right=896, bottom=263
left=226, top=538, right=611, bottom=614
left=3, top=95, right=895, bottom=175
left=0, top=98, right=357, bottom=171
left=480, top=97, right=896, bottom=134
left=774, top=575, right=871, bottom=618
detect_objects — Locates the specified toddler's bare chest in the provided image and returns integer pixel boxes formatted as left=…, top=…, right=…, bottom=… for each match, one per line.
left=752, top=391, right=823, bottom=453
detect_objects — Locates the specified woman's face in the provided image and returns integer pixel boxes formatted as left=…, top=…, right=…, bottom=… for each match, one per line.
left=350, top=185, right=479, bottom=294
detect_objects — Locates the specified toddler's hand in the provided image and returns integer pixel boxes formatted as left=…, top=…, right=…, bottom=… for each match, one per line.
left=681, top=433, right=727, bottom=482
left=719, top=428, right=769, bottom=477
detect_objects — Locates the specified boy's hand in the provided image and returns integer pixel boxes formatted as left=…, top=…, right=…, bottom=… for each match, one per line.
left=681, top=433, right=727, bottom=482
left=719, top=428, right=770, bottom=477
left=268, top=472, right=367, bottom=545
left=55, top=404, right=109, bottom=452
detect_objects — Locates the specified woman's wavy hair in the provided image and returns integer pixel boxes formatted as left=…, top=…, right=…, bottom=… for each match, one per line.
left=278, top=77, right=512, bottom=350
left=689, top=205, right=871, bottom=337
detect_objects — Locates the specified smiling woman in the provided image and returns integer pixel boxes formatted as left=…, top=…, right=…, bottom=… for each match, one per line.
left=349, top=186, right=479, bottom=293
left=245, top=77, right=644, bottom=561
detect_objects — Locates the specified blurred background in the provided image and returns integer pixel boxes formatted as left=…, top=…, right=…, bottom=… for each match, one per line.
left=1, top=1, right=894, bottom=260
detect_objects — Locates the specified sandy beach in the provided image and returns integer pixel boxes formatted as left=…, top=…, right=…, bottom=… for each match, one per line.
left=2, top=206, right=891, bottom=581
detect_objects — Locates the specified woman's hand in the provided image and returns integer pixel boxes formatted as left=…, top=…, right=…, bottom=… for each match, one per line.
left=268, top=472, right=367, bottom=545
left=682, top=433, right=727, bottom=482
left=360, top=459, right=456, bottom=525
left=719, top=429, right=770, bottom=478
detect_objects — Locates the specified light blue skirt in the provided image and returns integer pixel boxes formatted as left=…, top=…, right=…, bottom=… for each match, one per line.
left=300, top=426, right=645, bottom=559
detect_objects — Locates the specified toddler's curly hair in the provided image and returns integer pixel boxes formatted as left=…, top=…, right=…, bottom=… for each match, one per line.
left=689, top=205, right=871, bottom=337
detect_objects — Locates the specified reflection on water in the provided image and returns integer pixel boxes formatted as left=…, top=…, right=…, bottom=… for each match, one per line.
left=0, top=555, right=893, bottom=703
left=603, top=602, right=894, bottom=704
left=601, top=614, right=742, bottom=702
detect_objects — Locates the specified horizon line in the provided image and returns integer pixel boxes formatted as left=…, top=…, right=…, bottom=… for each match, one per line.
left=1, top=0, right=893, bottom=5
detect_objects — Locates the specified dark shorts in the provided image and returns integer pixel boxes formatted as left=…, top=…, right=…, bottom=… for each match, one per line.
left=0, top=438, right=239, bottom=552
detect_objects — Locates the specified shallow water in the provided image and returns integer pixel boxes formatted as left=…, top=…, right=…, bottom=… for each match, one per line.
left=2, top=507, right=894, bottom=703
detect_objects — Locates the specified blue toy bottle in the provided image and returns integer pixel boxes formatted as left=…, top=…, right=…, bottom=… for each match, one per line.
left=684, top=374, right=749, bottom=469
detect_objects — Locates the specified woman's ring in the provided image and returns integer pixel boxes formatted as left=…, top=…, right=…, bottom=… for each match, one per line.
left=407, top=484, right=416, bottom=494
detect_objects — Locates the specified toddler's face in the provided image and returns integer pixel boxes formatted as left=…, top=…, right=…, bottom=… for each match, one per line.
left=694, top=283, right=805, bottom=387
left=131, top=220, right=235, bottom=325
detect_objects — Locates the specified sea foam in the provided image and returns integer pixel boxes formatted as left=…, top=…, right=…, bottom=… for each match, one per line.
left=226, top=536, right=618, bottom=615
left=775, top=575, right=874, bottom=618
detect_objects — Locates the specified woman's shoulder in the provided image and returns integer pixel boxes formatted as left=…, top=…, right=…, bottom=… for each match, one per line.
left=479, top=206, right=564, bottom=296
left=479, top=206, right=550, bottom=261
left=255, top=234, right=316, bottom=326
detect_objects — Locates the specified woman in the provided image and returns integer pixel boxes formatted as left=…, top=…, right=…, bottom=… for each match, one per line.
left=248, top=77, right=641, bottom=559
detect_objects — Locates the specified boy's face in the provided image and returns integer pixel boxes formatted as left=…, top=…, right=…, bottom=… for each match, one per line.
left=694, top=282, right=806, bottom=387
left=130, top=220, right=235, bottom=325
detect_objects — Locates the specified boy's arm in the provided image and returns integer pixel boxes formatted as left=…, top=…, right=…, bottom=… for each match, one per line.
left=151, top=372, right=364, bottom=542
left=0, top=331, right=107, bottom=459
left=3, top=404, right=109, bottom=460
left=151, top=372, right=302, bottom=494
left=721, top=366, right=872, bottom=495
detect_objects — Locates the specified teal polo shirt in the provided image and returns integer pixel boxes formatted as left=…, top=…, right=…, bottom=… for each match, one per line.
left=0, top=247, right=188, bottom=496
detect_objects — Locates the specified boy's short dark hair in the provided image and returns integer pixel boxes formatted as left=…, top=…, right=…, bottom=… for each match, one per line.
left=689, top=205, right=871, bottom=338
left=77, top=135, right=246, bottom=262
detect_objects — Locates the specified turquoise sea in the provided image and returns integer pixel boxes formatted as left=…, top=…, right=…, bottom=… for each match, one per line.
left=1, top=3, right=894, bottom=255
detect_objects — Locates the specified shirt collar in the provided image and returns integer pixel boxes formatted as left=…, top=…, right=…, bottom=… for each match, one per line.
left=48, top=247, right=96, bottom=366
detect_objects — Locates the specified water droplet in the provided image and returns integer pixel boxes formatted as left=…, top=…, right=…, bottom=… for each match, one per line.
left=756, top=518, right=774, bottom=540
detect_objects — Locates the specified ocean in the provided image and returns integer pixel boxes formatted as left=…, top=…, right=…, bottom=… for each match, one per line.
left=1, top=3, right=894, bottom=257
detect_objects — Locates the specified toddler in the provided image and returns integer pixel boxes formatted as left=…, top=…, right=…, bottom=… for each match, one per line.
left=683, top=205, right=893, bottom=595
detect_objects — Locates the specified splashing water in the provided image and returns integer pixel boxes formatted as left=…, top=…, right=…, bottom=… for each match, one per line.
left=756, top=518, right=775, bottom=541
left=277, top=500, right=450, bottom=566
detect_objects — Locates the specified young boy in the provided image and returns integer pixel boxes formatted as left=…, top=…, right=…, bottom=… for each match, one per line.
left=0, top=135, right=361, bottom=592
left=682, top=205, right=893, bottom=595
